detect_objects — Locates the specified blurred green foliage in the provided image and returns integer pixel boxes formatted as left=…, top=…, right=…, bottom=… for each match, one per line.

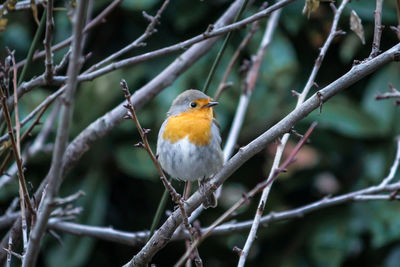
left=0, top=0, right=400, bottom=266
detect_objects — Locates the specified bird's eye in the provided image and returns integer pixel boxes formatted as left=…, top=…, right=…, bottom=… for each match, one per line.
left=190, top=102, right=197, bottom=108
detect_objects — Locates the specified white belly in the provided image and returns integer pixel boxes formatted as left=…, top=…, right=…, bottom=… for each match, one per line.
left=157, top=137, right=223, bottom=181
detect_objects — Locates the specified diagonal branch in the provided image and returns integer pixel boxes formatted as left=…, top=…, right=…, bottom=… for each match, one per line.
left=22, top=1, right=89, bottom=265
left=44, top=0, right=55, bottom=82
left=0, top=0, right=247, bottom=261
left=370, top=0, right=384, bottom=58
left=175, top=122, right=317, bottom=267
left=238, top=0, right=349, bottom=265
left=127, top=42, right=400, bottom=267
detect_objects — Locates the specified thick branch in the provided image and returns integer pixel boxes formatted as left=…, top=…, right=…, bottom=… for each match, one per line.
left=22, top=1, right=88, bottom=265
left=127, top=43, right=400, bottom=266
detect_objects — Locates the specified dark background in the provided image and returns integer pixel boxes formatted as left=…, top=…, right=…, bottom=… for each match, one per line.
left=1, top=0, right=400, bottom=266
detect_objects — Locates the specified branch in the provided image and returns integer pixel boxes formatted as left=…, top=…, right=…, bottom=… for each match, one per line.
left=11, top=137, right=398, bottom=251
left=0, top=86, right=34, bottom=215
left=77, top=0, right=299, bottom=82
left=0, top=0, right=247, bottom=262
left=370, top=0, right=384, bottom=58
left=190, top=2, right=281, bottom=225
left=175, top=122, right=317, bottom=267
left=44, top=0, right=55, bottom=82
left=127, top=42, right=400, bottom=266
left=22, top=1, right=89, bottom=265
left=8, top=0, right=122, bottom=77
left=86, top=0, right=170, bottom=72
left=238, top=0, right=350, bottom=264
left=120, top=81, right=199, bottom=258
left=213, top=20, right=259, bottom=100
left=375, top=83, right=400, bottom=106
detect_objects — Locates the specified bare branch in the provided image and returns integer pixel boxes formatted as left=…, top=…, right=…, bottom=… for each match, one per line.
left=86, top=0, right=170, bottom=72
left=238, top=1, right=350, bottom=265
left=370, top=0, right=384, bottom=58
left=44, top=0, right=55, bottom=82
left=127, top=41, right=400, bottom=267
left=213, top=22, right=259, bottom=100
left=375, top=83, right=400, bottom=105
left=9, top=0, right=122, bottom=76
left=77, top=0, right=299, bottom=82
left=22, top=1, right=89, bottom=265
left=175, top=123, right=317, bottom=267
left=380, top=137, right=400, bottom=186
left=120, top=80, right=198, bottom=248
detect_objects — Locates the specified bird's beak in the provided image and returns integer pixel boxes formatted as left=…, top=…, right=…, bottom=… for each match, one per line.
left=204, top=101, right=218, bottom=107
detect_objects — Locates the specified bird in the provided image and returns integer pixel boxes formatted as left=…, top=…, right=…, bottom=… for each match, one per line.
left=157, top=89, right=223, bottom=208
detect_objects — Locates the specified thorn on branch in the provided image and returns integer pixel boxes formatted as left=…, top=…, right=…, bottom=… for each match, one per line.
left=291, top=90, right=300, bottom=97
left=289, top=127, right=304, bottom=139
left=143, top=128, right=151, bottom=135
left=316, top=91, right=324, bottom=114
left=313, top=82, right=320, bottom=90
left=123, top=113, right=132, bottom=120
left=233, top=246, right=243, bottom=256
left=334, top=30, right=346, bottom=37
left=134, top=142, right=144, bottom=148
left=142, top=11, right=154, bottom=22
left=329, top=2, right=337, bottom=14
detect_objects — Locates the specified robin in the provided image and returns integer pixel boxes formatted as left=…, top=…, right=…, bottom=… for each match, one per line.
left=157, top=89, right=223, bottom=208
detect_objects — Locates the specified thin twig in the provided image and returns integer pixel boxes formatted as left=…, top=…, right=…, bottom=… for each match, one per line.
left=10, top=50, right=30, bottom=255
left=120, top=80, right=197, bottom=244
left=370, top=0, right=384, bottom=58
left=78, top=0, right=299, bottom=83
left=202, top=0, right=249, bottom=94
left=44, top=0, right=55, bottom=82
left=0, top=1, right=245, bottom=260
left=22, top=1, right=89, bottom=265
left=175, top=123, right=318, bottom=267
left=17, top=11, right=46, bottom=86
left=127, top=33, right=400, bottom=267
left=6, top=235, right=11, bottom=267
left=0, top=91, right=56, bottom=184
left=238, top=1, right=349, bottom=265
left=375, top=83, right=400, bottom=105
left=189, top=4, right=279, bottom=224
left=53, top=190, right=86, bottom=206
left=0, top=86, right=34, bottom=215
left=22, top=189, right=400, bottom=247
left=0, top=101, right=59, bottom=190
left=86, top=0, right=170, bottom=73
left=380, top=137, right=400, bottom=186
left=8, top=0, right=122, bottom=76
left=214, top=21, right=259, bottom=100
left=0, top=81, right=63, bottom=144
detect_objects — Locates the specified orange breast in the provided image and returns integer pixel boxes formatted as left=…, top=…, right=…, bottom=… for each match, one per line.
left=163, top=108, right=214, bottom=146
